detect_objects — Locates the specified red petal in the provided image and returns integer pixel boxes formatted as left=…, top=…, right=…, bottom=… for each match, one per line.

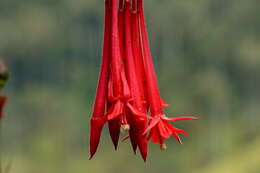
left=126, top=102, right=149, bottom=119
left=151, top=128, right=160, bottom=144
left=129, top=128, right=138, bottom=154
left=158, top=121, right=171, bottom=138
left=89, top=118, right=105, bottom=159
left=108, top=117, right=121, bottom=150
left=161, top=99, right=169, bottom=107
left=121, top=69, right=131, bottom=99
left=143, top=117, right=160, bottom=135
left=171, top=126, right=189, bottom=135
left=164, top=116, right=198, bottom=121
left=107, top=101, right=123, bottom=120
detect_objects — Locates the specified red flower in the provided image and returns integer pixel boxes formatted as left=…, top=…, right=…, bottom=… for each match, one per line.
left=123, top=1, right=148, bottom=160
left=89, top=0, right=111, bottom=159
left=89, top=0, right=198, bottom=161
left=137, top=0, right=198, bottom=149
left=106, top=0, right=131, bottom=149
left=144, top=115, right=198, bottom=149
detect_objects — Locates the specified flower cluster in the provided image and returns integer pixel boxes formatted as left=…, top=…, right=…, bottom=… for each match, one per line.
left=89, top=0, right=198, bottom=161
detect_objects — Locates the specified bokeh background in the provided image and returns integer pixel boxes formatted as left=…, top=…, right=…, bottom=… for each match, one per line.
left=1, top=0, right=260, bottom=172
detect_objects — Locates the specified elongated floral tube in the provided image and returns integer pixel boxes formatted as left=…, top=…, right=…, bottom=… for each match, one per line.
left=137, top=0, right=164, bottom=147
left=89, top=0, right=111, bottom=159
left=110, top=0, right=123, bottom=97
left=131, top=4, right=148, bottom=112
left=138, top=0, right=198, bottom=148
left=124, top=1, right=138, bottom=153
left=107, top=0, right=123, bottom=149
left=123, top=1, right=148, bottom=161
left=138, top=0, right=163, bottom=119
left=107, top=0, right=131, bottom=149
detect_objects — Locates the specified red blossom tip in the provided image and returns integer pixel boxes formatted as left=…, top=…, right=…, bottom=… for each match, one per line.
left=163, top=116, right=199, bottom=121
left=143, top=115, right=194, bottom=144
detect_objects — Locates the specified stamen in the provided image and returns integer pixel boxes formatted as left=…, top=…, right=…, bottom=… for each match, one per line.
left=160, top=143, right=167, bottom=150
left=121, top=124, right=130, bottom=132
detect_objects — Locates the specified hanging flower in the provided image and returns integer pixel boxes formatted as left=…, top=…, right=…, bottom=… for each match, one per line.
left=137, top=0, right=198, bottom=149
left=89, top=0, right=111, bottom=159
left=89, top=0, right=198, bottom=161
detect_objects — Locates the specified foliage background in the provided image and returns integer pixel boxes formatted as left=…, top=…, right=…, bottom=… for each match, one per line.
left=1, top=0, right=260, bottom=172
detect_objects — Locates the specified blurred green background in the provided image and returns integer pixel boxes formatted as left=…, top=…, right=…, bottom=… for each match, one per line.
left=1, top=0, right=260, bottom=172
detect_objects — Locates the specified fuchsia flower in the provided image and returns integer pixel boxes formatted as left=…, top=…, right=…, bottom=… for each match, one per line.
left=137, top=0, right=198, bottom=149
left=89, top=0, right=198, bottom=161
left=89, top=0, right=111, bottom=159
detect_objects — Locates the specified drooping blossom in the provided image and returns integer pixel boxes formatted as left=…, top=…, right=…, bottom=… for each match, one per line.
left=89, top=0, right=198, bottom=161
left=137, top=0, right=198, bottom=149
left=89, top=0, right=111, bottom=159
